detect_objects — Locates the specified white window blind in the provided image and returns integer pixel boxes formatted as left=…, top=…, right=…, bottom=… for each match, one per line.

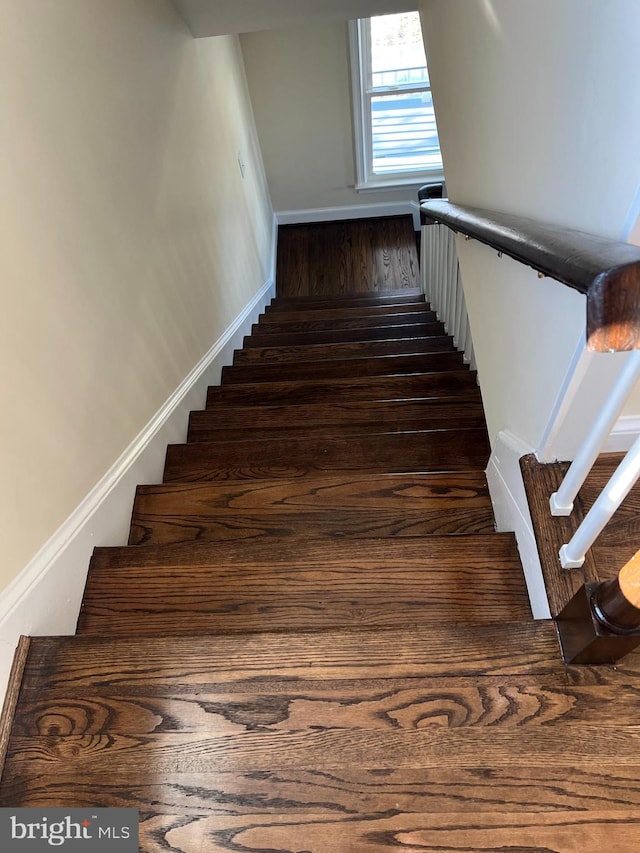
left=349, top=12, right=443, bottom=190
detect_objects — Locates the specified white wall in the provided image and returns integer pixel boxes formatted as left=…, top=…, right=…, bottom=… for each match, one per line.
left=0, top=0, right=274, bottom=595
left=240, top=22, right=420, bottom=217
left=420, top=0, right=640, bottom=455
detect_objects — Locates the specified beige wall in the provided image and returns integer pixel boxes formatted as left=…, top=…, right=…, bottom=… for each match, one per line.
left=0, top=0, right=274, bottom=592
left=175, top=0, right=417, bottom=37
left=240, top=22, right=418, bottom=213
left=420, top=0, right=640, bottom=452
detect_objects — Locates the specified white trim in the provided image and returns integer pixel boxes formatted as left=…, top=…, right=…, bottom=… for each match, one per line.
left=536, top=330, right=588, bottom=463
left=485, top=430, right=551, bottom=619
left=348, top=17, right=443, bottom=192
left=0, top=278, right=275, bottom=706
left=270, top=211, right=279, bottom=285
left=409, top=200, right=421, bottom=231
left=276, top=202, right=419, bottom=227
left=349, top=19, right=368, bottom=190
left=605, top=414, right=640, bottom=452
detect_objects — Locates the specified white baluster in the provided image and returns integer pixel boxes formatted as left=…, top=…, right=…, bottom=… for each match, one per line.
left=559, top=434, right=640, bottom=568
left=550, top=351, right=640, bottom=516
left=420, top=225, right=429, bottom=298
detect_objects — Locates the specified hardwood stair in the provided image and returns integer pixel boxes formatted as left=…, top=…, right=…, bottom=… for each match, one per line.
left=3, top=278, right=640, bottom=850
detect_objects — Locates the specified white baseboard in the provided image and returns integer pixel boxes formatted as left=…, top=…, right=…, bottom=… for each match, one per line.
left=605, top=415, right=640, bottom=452
left=0, top=278, right=275, bottom=706
left=486, top=430, right=551, bottom=619
left=276, top=201, right=422, bottom=230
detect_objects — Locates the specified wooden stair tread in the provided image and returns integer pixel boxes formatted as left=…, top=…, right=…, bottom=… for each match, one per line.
left=268, top=290, right=426, bottom=310
left=15, top=622, right=563, bottom=689
left=133, top=471, right=495, bottom=546
left=187, top=417, right=487, bottom=444
left=163, top=428, right=490, bottom=483
left=233, top=336, right=454, bottom=365
left=7, top=627, right=640, bottom=842
left=244, top=321, right=446, bottom=348
left=265, top=300, right=428, bottom=317
left=193, top=398, right=484, bottom=429
left=251, top=311, right=438, bottom=334
left=5, top=771, right=640, bottom=822
left=129, top=507, right=497, bottom=546
left=258, top=303, right=432, bottom=322
left=222, top=351, right=464, bottom=384
left=207, top=371, right=481, bottom=407
left=78, top=533, right=529, bottom=635
left=134, top=472, right=493, bottom=509
left=91, top=531, right=521, bottom=568
left=188, top=403, right=486, bottom=442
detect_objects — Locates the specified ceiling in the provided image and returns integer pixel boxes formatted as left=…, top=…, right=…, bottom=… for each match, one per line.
left=172, top=0, right=419, bottom=37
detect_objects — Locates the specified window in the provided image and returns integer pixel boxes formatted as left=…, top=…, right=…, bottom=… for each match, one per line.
left=349, top=12, right=443, bottom=191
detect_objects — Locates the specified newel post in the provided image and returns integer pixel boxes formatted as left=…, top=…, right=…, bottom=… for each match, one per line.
left=557, top=550, right=640, bottom=664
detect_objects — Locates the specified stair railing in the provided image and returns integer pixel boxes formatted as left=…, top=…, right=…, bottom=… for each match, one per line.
left=420, top=219, right=475, bottom=369
left=421, top=199, right=640, bottom=663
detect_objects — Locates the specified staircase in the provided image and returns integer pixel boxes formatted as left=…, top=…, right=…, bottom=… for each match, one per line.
left=2, top=285, right=640, bottom=850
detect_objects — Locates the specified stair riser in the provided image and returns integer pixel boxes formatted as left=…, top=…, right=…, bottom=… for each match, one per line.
left=259, top=303, right=431, bottom=323
left=233, top=336, right=454, bottom=365
left=191, top=399, right=484, bottom=436
left=163, top=429, right=490, bottom=483
left=129, top=507, right=497, bottom=546
left=222, top=352, right=464, bottom=384
left=251, top=313, right=438, bottom=334
left=243, top=322, right=446, bottom=348
left=207, top=372, right=480, bottom=407
left=268, top=292, right=426, bottom=310
left=187, top=415, right=487, bottom=444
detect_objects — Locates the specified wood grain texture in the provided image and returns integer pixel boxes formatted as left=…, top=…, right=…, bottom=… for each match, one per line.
left=129, top=506, right=497, bottom=546
left=78, top=534, right=529, bottom=635
left=276, top=217, right=420, bottom=297
left=17, top=623, right=564, bottom=689
left=10, top=727, right=640, bottom=774
left=23, top=682, right=630, bottom=737
left=11, top=222, right=635, bottom=849
left=0, top=636, right=30, bottom=781
left=270, top=288, right=424, bottom=309
left=188, top=399, right=486, bottom=442
left=251, top=311, right=438, bottom=334
left=521, top=453, right=640, bottom=614
left=222, top=351, right=464, bottom=384
left=163, top=428, right=490, bottom=483
left=265, top=299, right=427, bottom=316
left=6, top=766, right=640, bottom=813
left=130, top=471, right=495, bottom=545
left=207, top=370, right=481, bottom=407
left=244, top=320, right=446, bottom=348
left=135, top=472, right=493, bottom=511
left=232, top=335, right=454, bottom=365
left=9, top=625, right=640, bottom=847
left=259, top=303, right=432, bottom=324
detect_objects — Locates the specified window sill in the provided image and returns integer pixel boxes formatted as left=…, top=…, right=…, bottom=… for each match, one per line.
left=355, top=173, right=445, bottom=194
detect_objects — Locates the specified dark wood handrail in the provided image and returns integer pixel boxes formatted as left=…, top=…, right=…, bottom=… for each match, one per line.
left=421, top=200, right=640, bottom=353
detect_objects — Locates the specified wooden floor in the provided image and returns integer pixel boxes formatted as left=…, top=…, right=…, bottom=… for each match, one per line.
left=522, top=452, right=640, bottom=615
left=3, top=219, right=640, bottom=851
left=276, top=215, right=419, bottom=296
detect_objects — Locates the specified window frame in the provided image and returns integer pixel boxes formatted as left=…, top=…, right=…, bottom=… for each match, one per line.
left=348, top=16, right=444, bottom=192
